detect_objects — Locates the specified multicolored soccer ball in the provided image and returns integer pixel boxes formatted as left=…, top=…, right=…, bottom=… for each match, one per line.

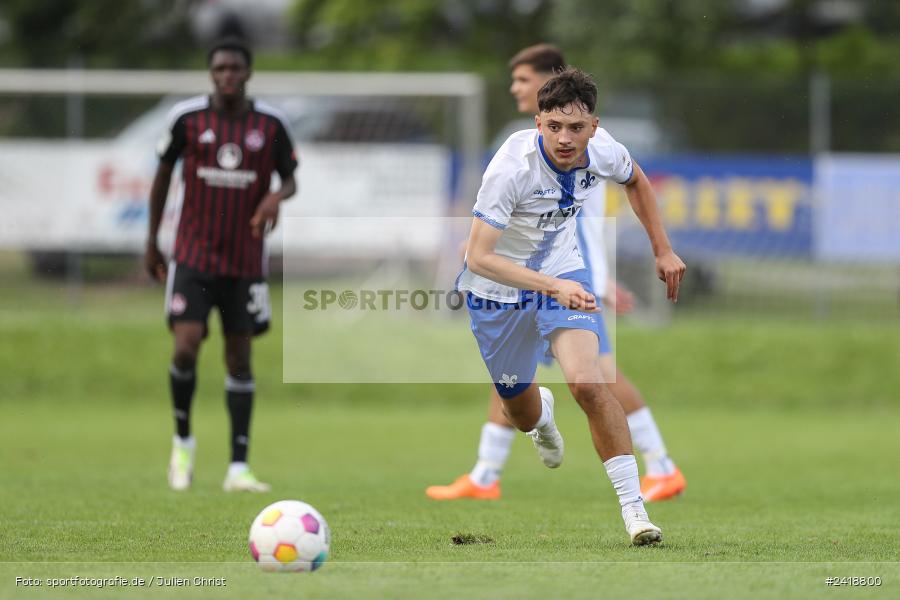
left=248, top=500, right=330, bottom=572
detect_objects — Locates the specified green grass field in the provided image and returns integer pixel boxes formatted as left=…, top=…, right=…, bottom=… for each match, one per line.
left=1, top=261, right=899, bottom=599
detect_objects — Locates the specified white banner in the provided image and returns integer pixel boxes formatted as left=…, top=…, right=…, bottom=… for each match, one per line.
left=0, top=140, right=449, bottom=257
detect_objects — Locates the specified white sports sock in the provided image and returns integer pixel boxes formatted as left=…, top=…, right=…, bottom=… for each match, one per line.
left=469, top=423, right=516, bottom=486
left=626, top=407, right=676, bottom=476
left=533, top=396, right=553, bottom=430
left=603, top=454, right=644, bottom=508
left=227, top=462, right=249, bottom=478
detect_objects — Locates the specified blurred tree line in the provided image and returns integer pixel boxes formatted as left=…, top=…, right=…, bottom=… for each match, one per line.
left=2, top=0, right=900, bottom=151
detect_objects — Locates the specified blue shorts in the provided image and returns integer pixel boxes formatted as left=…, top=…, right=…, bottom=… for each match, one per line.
left=467, top=269, right=611, bottom=398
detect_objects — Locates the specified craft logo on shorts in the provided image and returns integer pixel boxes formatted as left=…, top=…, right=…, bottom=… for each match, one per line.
left=217, top=143, right=242, bottom=170
left=170, top=293, right=187, bottom=315
left=567, top=313, right=595, bottom=322
left=245, top=130, right=265, bottom=152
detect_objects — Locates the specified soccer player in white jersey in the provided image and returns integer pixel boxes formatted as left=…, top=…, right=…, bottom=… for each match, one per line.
left=427, top=45, right=686, bottom=505
left=449, top=68, right=685, bottom=545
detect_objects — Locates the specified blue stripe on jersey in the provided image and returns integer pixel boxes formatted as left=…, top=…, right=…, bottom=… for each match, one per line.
left=556, top=170, right=576, bottom=209
left=537, top=135, right=590, bottom=210
left=473, top=210, right=506, bottom=230
left=525, top=228, right=563, bottom=272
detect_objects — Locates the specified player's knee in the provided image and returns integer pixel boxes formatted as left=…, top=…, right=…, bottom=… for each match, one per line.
left=225, top=349, right=251, bottom=377
left=173, top=330, right=202, bottom=369
left=172, top=346, right=198, bottom=370
left=225, top=350, right=250, bottom=375
left=226, top=357, right=251, bottom=378
left=224, top=337, right=250, bottom=373
left=570, top=381, right=607, bottom=412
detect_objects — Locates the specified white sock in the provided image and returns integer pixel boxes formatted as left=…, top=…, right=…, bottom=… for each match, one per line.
left=626, top=407, right=676, bottom=476
left=603, top=454, right=644, bottom=509
left=173, top=435, right=195, bottom=449
left=228, top=461, right=249, bottom=478
left=469, top=423, right=516, bottom=487
left=533, top=396, right=553, bottom=430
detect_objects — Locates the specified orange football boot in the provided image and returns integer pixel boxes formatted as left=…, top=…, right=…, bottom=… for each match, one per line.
left=640, top=468, right=686, bottom=502
left=425, top=474, right=501, bottom=500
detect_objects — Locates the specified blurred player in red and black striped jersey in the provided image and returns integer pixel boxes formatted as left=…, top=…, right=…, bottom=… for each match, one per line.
left=145, top=38, right=297, bottom=493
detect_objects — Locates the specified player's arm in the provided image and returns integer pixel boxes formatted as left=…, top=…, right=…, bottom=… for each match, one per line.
left=146, top=110, right=187, bottom=283
left=622, top=162, right=686, bottom=301
left=249, top=174, right=296, bottom=239
left=250, top=118, right=299, bottom=239
left=466, top=218, right=597, bottom=311
left=145, top=162, right=175, bottom=282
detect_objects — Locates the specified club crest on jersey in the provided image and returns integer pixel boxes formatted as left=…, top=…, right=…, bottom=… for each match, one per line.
left=217, top=143, right=242, bottom=170
left=245, top=130, right=265, bottom=152
left=536, top=204, right=580, bottom=229
left=580, top=172, right=597, bottom=189
left=198, top=128, right=216, bottom=144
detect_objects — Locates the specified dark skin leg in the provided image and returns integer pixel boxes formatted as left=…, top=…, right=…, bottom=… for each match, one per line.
left=224, top=333, right=252, bottom=377
left=172, top=322, right=204, bottom=370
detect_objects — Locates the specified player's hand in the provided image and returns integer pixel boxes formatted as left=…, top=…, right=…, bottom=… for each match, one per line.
left=549, top=278, right=599, bottom=312
left=250, top=193, right=281, bottom=239
left=655, top=250, right=686, bottom=302
left=144, top=242, right=167, bottom=283
left=604, top=278, right=635, bottom=315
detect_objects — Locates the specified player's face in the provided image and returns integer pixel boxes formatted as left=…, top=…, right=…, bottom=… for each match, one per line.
left=209, top=50, right=251, bottom=101
left=509, top=64, right=552, bottom=115
left=535, top=103, right=599, bottom=171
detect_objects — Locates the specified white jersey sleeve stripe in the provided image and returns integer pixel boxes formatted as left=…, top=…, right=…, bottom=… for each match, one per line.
left=164, top=95, right=209, bottom=130
left=473, top=210, right=507, bottom=230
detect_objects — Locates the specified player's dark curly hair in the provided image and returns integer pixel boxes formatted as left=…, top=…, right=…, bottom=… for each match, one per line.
left=537, top=68, right=597, bottom=114
left=207, top=37, right=253, bottom=67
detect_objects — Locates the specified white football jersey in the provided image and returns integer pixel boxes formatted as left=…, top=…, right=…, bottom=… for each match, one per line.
left=457, top=128, right=633, bottom=302
left=576, top=182, right=610, bottom=298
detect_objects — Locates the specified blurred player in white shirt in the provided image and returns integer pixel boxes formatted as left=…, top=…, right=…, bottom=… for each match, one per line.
left=427, top=45, right=686, bottom=512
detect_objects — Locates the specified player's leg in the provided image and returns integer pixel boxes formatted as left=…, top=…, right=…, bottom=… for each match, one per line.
left=550, top=327, right=661, bottom=545
left=171, top=322, right=203, bottom=439
left=467, top=294, right=564, bottom=468
left=602, top=357, right=685, bottom=501
left=220, top=277, right=271, bottom=492
left=167, top=322, right=204, bottom=491
left=552, top=329, right=631, bottom=459
left=483, top=381, right=564, bottom=469
left=425, top=388, right=514, bottom=500
left=491, top=382, right=539, bottom=430
left=473, top=389, right=517, bottom=483
left=165, top=263, right=213, bottom=491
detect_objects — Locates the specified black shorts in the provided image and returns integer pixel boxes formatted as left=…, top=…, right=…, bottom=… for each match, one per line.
left=165, top=262, right=270, bottom=337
